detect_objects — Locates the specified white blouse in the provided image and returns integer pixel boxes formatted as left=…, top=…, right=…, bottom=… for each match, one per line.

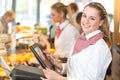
left=62, top=30, right=112, bottom=80
left=54, top=20, right=79, bottom=58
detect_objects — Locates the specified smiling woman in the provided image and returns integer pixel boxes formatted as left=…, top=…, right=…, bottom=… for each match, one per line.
left=41, top=2, right=112, bottom=80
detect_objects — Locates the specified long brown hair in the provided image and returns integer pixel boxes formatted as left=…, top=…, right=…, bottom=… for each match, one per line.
left=84, top=2, right=111, bottom=48
left=69, top=2, right=78, bottom=12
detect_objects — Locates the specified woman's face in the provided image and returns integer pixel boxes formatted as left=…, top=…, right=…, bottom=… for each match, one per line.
left=8, top=15, right=15, bottom=22
left=51, top=9, right=62, bottom=23
left=5, top=15, right=15, bottom=23
left=81, top=6, right=104, bottom=35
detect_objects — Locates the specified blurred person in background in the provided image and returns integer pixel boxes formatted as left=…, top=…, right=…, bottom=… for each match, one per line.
left=0, top=10, right=15, bottom=55
left=0, top=10, right=15, bottom=34
left=41, top=2, right=112, bottom=80
left=68, top=2, right=80, bottom=32
left=49, top=2, right=79, bottom=62
left=42, top=2, right=79, bottom=71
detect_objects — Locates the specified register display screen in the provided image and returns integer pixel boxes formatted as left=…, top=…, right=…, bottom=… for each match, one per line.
left=30, top=43, right=54, bottom=70
left=34, top=47, right=45, bottom=60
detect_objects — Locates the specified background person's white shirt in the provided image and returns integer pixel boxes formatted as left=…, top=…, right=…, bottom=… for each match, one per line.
left=54, top=20, right=79, bottom=58
left=62, top=30, right=112, bottom=80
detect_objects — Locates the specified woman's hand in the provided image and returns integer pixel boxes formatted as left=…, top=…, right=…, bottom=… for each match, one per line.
left=41, top=68, right=66, bottom=80
left=43, top=50, right=62, bottom=70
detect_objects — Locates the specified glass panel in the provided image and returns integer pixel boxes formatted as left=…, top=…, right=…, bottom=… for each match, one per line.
left=15, top=0, right=37, bottom=29
left=39, top=0, right=58, bottom=35
left=0, top=0, right=12, bottom=16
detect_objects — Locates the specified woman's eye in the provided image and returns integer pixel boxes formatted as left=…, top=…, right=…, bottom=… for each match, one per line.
left=91, top=17, right=95, bottom=20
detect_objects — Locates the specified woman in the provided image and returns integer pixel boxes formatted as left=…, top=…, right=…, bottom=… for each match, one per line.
left=41, top=2, right=112, bottom=80
left=50, top=2, right=79, bottom=60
